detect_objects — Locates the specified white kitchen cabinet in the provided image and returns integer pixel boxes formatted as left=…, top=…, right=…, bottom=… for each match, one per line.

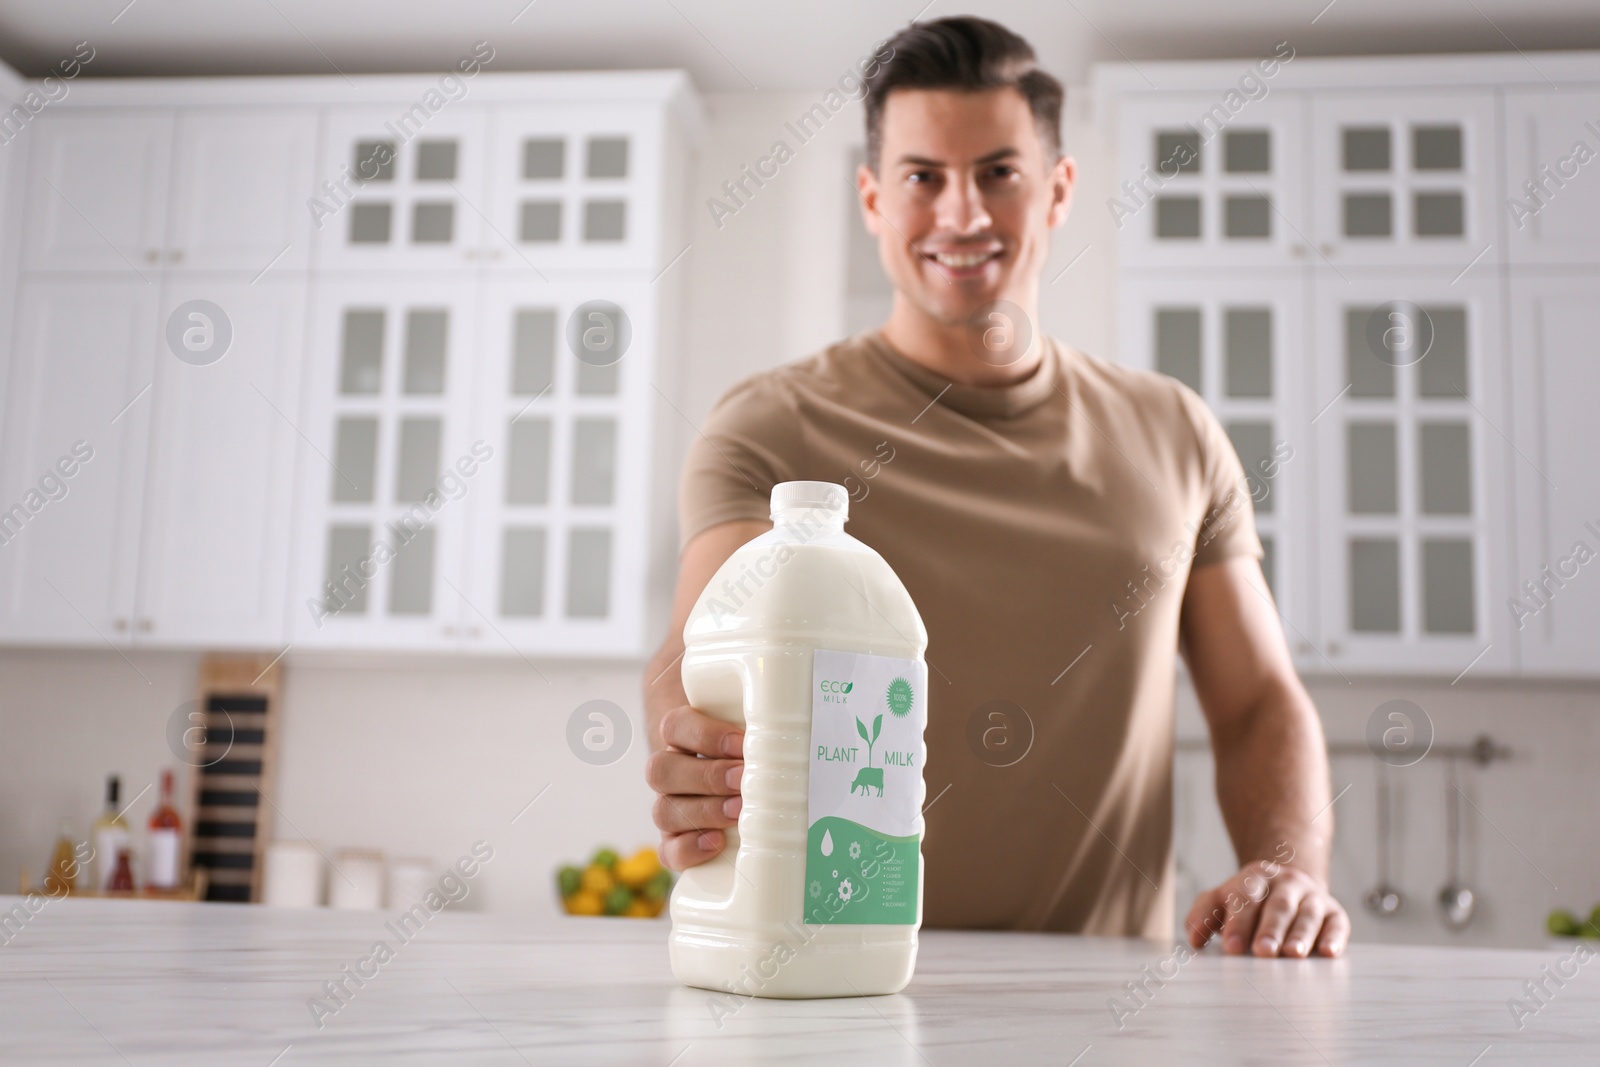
left=1308, top=271, right=1514, bottom=674
left=1116, top=273, right=1314, bottom=664
left=22, top=110, right=173, bottom=274
left=135, top=278, right=307, bottom=647
left=290, top=277, right=482, bottom=649
left=1507, top=274, right=1600, bottom=675
left=1111, top=93, right=1309, bottom=271
left=1307, top=90, right=1498, bottom=270
left=1502, top=89, right=1600, bottom=266
left=311, top=106, right=490, bottom=272
left=457, top=275, right=656, bottom=657
left=165, top=109, right=318, bottom=274
left=0, top=280, right=155, bottom=642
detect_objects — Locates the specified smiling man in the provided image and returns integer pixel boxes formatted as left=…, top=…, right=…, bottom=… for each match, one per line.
left=644, top=16, right=1350, bottom=959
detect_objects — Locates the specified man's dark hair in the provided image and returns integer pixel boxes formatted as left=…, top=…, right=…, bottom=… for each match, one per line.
left=864, top=16, right=1065, bottom=171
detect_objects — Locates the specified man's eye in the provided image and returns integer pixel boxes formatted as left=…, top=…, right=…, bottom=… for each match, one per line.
left=908, top=171, right=936, bottom=184
left=988, top=165, right=1019, bottom=180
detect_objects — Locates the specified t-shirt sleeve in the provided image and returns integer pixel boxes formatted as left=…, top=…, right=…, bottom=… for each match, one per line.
left=1179, top=386, right=1265, bottom=569
left=676, top=371, right=802, bottom=549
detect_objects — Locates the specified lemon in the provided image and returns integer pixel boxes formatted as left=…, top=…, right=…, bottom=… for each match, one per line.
left=580, top=865, right=614, bottom=896
left=565, top=889, right=604, bottom=916
left=623, top=899, right=655, bottom=918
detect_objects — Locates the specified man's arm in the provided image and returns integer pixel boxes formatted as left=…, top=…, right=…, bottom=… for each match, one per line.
left=642, top=518, right=771, bottom=871
left=1178, top=555, right=1350, bottom=958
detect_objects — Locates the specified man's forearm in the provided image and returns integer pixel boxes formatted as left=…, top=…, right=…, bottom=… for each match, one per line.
left=1208, top=676, right=1333, bottom=882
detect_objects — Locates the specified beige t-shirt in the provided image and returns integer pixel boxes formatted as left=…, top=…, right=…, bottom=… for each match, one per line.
left=676, top=329, right=1261, bottom=938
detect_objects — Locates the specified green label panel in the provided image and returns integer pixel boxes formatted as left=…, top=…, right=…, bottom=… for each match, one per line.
left=803, top=816, right=919, bottom=926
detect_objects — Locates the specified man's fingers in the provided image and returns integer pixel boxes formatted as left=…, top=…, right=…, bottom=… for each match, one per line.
left=1183, top=889, right=1227, bottom=949
left=1252, top=880, right=1308, bottom=956
left=1221, top=867, right=1272, bottom=954
left=659, top=829, right=727, bottom=871
left=1313, top=901, right=1351, bottom=958
left=653, top=792, right=742, bottom=835
left=1282, top=894, right=1329, bottom=958
left=645, top=748, right=743, bottom=798
left=660, top=703, right=744, bottom=759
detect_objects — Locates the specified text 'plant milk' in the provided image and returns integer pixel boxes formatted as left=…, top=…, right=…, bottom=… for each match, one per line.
left=669, top=480, right=929, bottom=999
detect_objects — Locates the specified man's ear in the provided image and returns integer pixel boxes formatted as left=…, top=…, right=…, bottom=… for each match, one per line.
left=1046, top=154, right=1077, bottom=229
left=856, top=161, right=884, bottom=237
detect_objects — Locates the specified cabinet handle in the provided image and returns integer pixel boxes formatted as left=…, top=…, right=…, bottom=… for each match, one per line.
left=442, top=624, right=456, bottom=636
left=114, top=618, right=129, bottom=632
left=1319, top=242, right=1335, bottom=257
left=144, top=250, right=159, bottom=263
left=463, top=249, right=478, bottom=261
left=1295, top=640, right=1312, bottom=654
left=167, top=249, right=183, bottom=263
left=466, top=626, right=483, bottom=638
left=1326, top=640, right=1341, bottom=656
left=489, top=249, right=503, bottom=261
left=137, top=618, right=153, bottom=633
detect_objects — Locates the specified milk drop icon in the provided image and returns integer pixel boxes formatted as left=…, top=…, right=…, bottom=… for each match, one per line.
left=670, top=480, right=929, bottom=999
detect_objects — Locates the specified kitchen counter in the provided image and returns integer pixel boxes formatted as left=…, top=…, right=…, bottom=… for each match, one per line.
left=0, top=895, right=1595, bottom=1065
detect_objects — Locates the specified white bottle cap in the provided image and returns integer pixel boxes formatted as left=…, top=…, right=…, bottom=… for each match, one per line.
left=769, top=480, right=848, bottom=521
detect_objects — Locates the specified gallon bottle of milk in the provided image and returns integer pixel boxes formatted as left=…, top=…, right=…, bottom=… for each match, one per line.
left=669, top=480, right=929, bottom=999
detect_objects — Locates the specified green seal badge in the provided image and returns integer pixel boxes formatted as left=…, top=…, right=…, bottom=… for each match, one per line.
left=886, top=676, right=914, bottom=718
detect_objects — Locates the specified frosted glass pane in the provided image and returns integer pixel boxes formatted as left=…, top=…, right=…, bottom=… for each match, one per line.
left=349, top=203, right=391, bottom=243
left=325, top=525, right=371, bottom=615
left=499, top=526, right=546, bottom=617
left=1225, top=308, right=1272, bottom=397
left=583, top=200, right=626, bottom=242
left=565, top=527, right=611, bottom=618
left=520, top=200, right=561, bottom=242
left=512, top=309, right=556, bottom=395
left=577, top=360, right=619, bottom=396
left=1225, top=130, right=1270, bottom=173
left=1155, top=308, right=1201, bottom=391
left=388, top=527, right=434, bottom=616
left=1155, top=130, right=1200, bottom=173
left=523, top=138, right=564, bottom=179
left=570, top=418, right=616, bottom=505
left=1348, top=421, right=1398, bottom=514
left=1224, top=195, right=1271, bottom=238
left=411, top=201, right=454, bottom=243
left=506, top=417, right=551, bottom=505
left=1413, top=126, right=1462, bottom=171
left=395, top=417, right=441, bottom=503
left=1350, top=538, right=1400, bottom=633
left=339, top=309, right=384, bottom=394
left=403, top=309, right=447, bottom=395
left=1346, top=308, right=1395, bottom=398
left=586, top=137, right=629, bottom=179
left=1344, top=193, right=1392, bottom=237
left=416, top=140, right=457, bottom=181
left=1422, top=538, right=1475, bottom=634
left=1155, top=197, right=1200, bottom=238
left=1419, top=306, right=1468, bottom=397
left=332, top=417, right=378, bottom=503
left=1343, top=127, right=1390, bottom=171
left=1414, top=192, right=1463, bottom=237
left=1227, top=421, right=1275, bottom=516
left=354, top=140, right=395, bottom=182
left=1419, top=421, right=1472, bottom=515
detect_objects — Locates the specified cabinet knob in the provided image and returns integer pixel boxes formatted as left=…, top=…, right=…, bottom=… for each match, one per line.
left=167, top=249, right=183, bottom=263
left=442, top=624, right=456, bottom=636
left=489, top=249, right=503, bottom=261
left=144, top=250, right=159, bottom=263
left=137, top=618, right=153, bottom=633
left=1326, top=640, right=1342, bottom=656
left=1295, top=640, right=1312, bottom=655
left=1319, top=242, right=1335, bottom=257
left=463, top=249, right=478, bottom=261
left=114, top=618, right=129, bottom=632
left=466, top=626, right=483, bottom=638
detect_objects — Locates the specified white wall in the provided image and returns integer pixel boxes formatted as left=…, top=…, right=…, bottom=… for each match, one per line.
left=1, top=82, right=1595, bottom=947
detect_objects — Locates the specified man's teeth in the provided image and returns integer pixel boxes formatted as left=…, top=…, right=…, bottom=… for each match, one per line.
left=932, top=251, right=995, bottom=267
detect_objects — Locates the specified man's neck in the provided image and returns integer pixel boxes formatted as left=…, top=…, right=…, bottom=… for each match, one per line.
left=878, top=294, right=1045, bottom=388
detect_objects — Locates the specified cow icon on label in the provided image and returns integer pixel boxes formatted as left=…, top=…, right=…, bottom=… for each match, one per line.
left=851, top=714, right=885, bottom=796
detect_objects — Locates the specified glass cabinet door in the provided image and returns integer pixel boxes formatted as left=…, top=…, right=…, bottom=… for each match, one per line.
left=292, top=279, right=481, bottom=648
left=458, top=276, right=655, bottom=656
left=1113, top=93, right=1309, bottom=270
left=1118, top=275, right=1313, bottom=666
left=1309, top=90, right=1498, bottom=269
left=1310, top=271, right=1513, bottom=673
left=313, top=106, right=490, bottom=271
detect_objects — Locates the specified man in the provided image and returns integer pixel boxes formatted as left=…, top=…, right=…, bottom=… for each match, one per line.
left=644, top=16, right=1349, bottom=959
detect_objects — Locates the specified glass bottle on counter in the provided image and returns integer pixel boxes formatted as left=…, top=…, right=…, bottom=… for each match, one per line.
left=44, top=821, right=78, bottom=896
left=90, top=775, right=130, bottom=893
left=109, top=848, right=135, bottom=894
left=146, top=769, right=182, bottom=891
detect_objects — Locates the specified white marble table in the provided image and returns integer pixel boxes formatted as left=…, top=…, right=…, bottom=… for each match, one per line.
left=1, top=895, right=1595, bottom=1065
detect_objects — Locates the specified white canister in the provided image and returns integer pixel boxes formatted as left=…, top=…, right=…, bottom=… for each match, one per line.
left=387, top=858, right=438, bottom=908
left=329, top=849, right=386, bottom=910
left=262, top=840, right=323, bottom=908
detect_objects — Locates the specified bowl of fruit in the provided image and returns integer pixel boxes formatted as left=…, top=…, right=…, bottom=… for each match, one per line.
left=558, top=846, right=673, bottom=917
left=1546, top=905, right=1600, bottom=939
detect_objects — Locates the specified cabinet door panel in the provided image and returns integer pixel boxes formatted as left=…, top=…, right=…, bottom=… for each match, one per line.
left=134, top=279, right=306, bottom=647
left=166, top=109, right=318, bottom=273
left=0, top=281, right=155, bottom=643
left=1508, top=276, right=1600, bottom=674
left=1503, top=89, right=1600, bottom=266
left=23, top=110, right=173, bottom=273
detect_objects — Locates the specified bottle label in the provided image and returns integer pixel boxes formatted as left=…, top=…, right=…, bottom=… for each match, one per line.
left=804, top=648, right=926, bottom=925
left=148, top=828, right=181, bottom=889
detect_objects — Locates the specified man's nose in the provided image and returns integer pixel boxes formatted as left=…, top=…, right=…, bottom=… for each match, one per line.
left=935, top=171, right=991, bottom=236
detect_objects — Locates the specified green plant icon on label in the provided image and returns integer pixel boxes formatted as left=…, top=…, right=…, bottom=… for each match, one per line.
left=887, top=676, right=913, bottom=718
left=851, top=714, right=884, bottom=796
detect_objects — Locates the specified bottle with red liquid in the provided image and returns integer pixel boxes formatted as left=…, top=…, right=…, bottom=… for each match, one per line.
left=147, top=769, right=183, bottom=892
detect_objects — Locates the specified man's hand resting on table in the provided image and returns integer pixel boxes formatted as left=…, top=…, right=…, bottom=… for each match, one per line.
left=645, top=703, right=745, bottom=871
left=1185, top=858, right=1350, bottom=958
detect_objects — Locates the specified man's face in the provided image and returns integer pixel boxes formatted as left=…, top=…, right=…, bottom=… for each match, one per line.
left=859, top=86, right=1075, bottom=330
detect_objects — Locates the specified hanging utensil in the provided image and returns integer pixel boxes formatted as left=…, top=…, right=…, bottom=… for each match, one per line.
left=1438, top=758, right=1476, bottom=930
left=1364, top=763, right=1403, bottom=917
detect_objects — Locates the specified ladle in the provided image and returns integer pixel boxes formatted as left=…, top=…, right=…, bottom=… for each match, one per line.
left=1438, top=758, right=1476, bottom=930
left=1364, top=764, right=1403, bottom=917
